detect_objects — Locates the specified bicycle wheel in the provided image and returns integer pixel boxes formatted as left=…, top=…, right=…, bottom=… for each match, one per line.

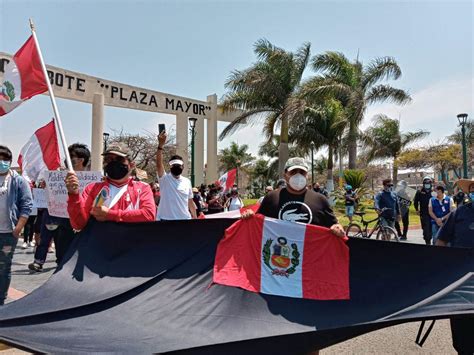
left=346, top=223, right=363, bottom=238
left=376, top=226, right=399, bottom=242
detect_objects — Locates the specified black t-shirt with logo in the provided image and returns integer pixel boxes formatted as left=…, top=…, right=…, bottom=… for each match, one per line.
left=257, top=188, right=338, bottom=228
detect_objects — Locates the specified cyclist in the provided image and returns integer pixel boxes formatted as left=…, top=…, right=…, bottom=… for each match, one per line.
left=374, top=179, right=401, bottom=233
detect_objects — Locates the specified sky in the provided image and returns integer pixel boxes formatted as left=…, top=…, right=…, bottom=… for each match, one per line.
left=0, top=0, right=473, bottom=164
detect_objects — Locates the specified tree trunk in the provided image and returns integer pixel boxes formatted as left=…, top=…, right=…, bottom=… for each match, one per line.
left=278, top=116, right=289, bottom=179
left=348, top=119, right=357, bottom=169
left=326, top=146, right=335, bottom=206
left=392, top=156, right=398, bottom=185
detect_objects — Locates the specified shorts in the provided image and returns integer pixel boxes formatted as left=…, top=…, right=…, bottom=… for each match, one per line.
left=345, top=206, right=354, bottom=217
left=380, top=217, right=395, bottom=228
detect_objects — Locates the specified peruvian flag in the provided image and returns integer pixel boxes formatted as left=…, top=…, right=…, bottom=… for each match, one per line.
left=18, top=120, right=61, bottom=181
left=0, top=36, right=48, bottom=116
left=217, top=168, right=237, bottom=192
left=213, top=214, right=349, bottom=300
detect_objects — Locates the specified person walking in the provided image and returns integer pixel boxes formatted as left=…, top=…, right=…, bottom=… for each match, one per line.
left=414, top=176, right=434, bottom=245
left=224, top=188, right=244, bottom=211
left=344, top=185, right=356, bottom=223
left=394, top=180, right=412, bottom=241
left=0, top=145, right=33, bottom=305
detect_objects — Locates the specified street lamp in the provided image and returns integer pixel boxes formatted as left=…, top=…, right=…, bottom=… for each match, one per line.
left=457, top=113, right=469, bottom=178
left=188, top=117, right=198, bottom=186
left=102, top=132, right=110, bottom=152
left=310, top=141, right=315, bottom=185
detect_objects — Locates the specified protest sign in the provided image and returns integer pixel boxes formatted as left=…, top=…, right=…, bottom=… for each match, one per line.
left=32, top=188, right=48, bottom=209
left=45, top=171, right=102, bottom=218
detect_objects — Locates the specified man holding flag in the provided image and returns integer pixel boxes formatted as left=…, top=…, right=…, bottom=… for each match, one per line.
left=0, top=145, right=32, bottom=305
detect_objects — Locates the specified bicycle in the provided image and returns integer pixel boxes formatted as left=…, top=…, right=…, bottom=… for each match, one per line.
left=346, top=208, right=399, bottom=242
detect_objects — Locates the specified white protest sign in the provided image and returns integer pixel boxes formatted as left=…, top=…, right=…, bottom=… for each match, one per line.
left=45, top=171, right=103, bottom=218
left=32, top=188, right=48, bottom=209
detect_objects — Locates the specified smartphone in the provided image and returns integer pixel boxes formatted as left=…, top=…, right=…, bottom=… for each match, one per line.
left=158, top=124, right=166, bottom=135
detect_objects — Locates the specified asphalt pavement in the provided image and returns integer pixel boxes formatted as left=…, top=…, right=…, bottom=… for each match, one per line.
left=2, top=228, right=457, bottom=354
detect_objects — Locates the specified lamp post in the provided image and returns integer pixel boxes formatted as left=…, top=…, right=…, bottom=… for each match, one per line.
left=457, top=113, right=469, bottom=178
left=188, top=117, right=198, bottom=186
left=102, top=132, right=110, bottom=153
left=310, top=141, right=315, bottom=185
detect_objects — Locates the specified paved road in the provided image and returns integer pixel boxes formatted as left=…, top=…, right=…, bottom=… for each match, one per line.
left=3, top=228, right=456, bottom=354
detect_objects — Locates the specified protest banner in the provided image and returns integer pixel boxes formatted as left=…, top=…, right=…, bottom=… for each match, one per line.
left=45, top=171, right=102, bottom=218
left=32, top=188, right=48, bottom=209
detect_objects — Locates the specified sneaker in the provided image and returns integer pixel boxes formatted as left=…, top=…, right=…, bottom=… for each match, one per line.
left=29, top=241, right=36, bottom=247
left=48, top=246, right=55, bottom=253
left=28, top=262, right=43, bottom=272
left=21, top=242, right=28, bottom=249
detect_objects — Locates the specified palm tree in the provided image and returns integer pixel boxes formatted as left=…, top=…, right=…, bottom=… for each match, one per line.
left=448, top=119, right=473, bottom=146
left=218, top=142, right=253, bottom=173
left=258, top=135, right=305, bottom=180
left=291, top=98, right=347, bottom=192
left=219, top=39, right=311, bottom=178
left=361, top=115, right=429, bottom=184
left=304, top=52, right=412, bottom=169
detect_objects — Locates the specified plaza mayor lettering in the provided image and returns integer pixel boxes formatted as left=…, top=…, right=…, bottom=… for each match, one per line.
left=0, top=53, right=211, bottom=116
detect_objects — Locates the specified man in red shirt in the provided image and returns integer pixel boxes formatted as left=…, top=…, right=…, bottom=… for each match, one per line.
left=65, top=143, right=156, bottom=230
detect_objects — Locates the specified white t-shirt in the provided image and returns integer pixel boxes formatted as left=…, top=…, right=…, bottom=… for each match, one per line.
left=156, top=173, right=193, bottom=220
left=227, top=196, right=244, bottom=211
left=0, top=174, right=13, bottom=233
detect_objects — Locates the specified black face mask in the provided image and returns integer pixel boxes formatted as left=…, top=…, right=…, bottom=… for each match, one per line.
left=170, top=166, right=183, bottom=176
left=104, top=160, right=129, bottom=180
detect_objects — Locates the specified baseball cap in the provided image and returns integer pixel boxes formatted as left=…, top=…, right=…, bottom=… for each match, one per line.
left=102, top=142, right=130, bottom=158
left=284, top=157, right=308, bottom=172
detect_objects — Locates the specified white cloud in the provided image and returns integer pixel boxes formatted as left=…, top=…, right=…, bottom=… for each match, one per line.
left=364, top=76, right=474, bottom=146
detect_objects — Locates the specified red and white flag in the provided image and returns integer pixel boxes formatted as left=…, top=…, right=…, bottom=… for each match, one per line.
left=217, top=168, right=237, bottom=192
left=213, top=215, right=349, bottom=300
left=0, top=36, right=48, bottom=116
left=18, top=120, right=61, bottom=181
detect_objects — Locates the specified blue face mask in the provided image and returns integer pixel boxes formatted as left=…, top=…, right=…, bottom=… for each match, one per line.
left=469, top=192, right=474, bottom=201
left=424, top=183, right=431, bottom=190
left=0, top=160, right=10, bottom=174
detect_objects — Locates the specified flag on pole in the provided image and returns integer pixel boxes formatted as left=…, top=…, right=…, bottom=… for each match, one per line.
left=217, top=168, right=237, bottom=192
left=18, top=120, right=61, bottom=181
left=0, top=36, right=48, bottom=116
left=213, top=215, right=350, bottom=300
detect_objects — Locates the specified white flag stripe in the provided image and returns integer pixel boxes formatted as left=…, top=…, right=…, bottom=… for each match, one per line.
left=19, top=134, right=48, bottom=181
left=260, top=218, right=306, bottom=298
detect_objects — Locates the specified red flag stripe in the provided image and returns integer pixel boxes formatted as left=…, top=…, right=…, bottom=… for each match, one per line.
left=13, top=36, right=48, bottom=100
left=303, top=225, right=350, bottom=300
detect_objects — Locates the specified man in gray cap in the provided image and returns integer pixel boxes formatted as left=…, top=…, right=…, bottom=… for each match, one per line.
left=243, top=157, right=345, bottom=237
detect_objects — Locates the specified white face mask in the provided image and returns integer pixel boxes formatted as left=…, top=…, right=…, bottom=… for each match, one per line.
left=288, top=173, right=307, bottom=191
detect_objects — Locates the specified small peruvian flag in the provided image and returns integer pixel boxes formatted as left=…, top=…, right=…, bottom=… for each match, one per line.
left=217, top=168, right=237, bottom=192
left=18, top=120, right=61, bottom=181
left=213, top=214, right=350, bottom=300
left=0, top=36, right=48, bottom=116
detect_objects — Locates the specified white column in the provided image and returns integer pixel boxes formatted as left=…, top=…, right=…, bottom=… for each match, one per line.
left=195, top=118, right=204, bottom=186
left=175, top=113, right=189, bottom=177
left=91, top=93, right=104, bottom=171
left=206, top=94, right=218, bottom=183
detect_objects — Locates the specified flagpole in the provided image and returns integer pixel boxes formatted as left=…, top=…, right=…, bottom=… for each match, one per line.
left=29, top=18, right=73, bottom=172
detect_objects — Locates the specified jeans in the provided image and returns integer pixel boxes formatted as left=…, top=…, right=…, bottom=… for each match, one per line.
left=395, top=212, right=409, bottom=238
left=23, top=215, right=36, bottom=244
left=0, top=233, right=17, bottom=305
left=33, top=211, right=59, bottom=265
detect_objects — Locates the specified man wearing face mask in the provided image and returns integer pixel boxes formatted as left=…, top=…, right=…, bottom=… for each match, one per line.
left=0, top=145, right=32, bottom=304
left=374, top=178, right=401, bottom=229
left=243, top=157, right=345, bottom=238
left=155, top=132, right=197, bottom=220
left=435, top=178, right=474, bottom=355
left=414, top=176, right=434, bottom=245
left=65, top=142, right=156, bottom=230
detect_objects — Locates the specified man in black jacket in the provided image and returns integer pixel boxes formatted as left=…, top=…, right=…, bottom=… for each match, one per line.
left=413, top=176, right=433, bottom=245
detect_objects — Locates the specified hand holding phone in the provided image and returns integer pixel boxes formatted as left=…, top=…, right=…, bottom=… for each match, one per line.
left=158, top=124, right=166, bottom=135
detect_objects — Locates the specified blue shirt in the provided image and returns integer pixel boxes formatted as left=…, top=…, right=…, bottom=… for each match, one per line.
left=374, top=190, right=400, bottom=220
left=437, top=203, right=474, bottom=248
